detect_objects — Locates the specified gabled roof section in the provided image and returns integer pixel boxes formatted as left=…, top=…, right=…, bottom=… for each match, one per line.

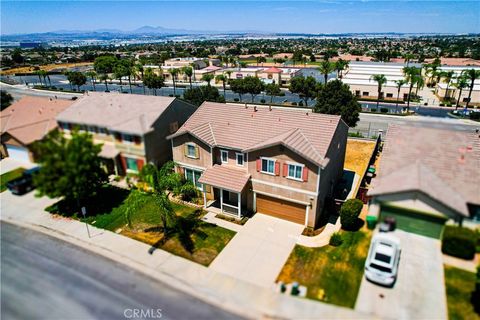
left=169, top=102, right=342, bottom=167
left=56, top=92, right=177, bottom=135
left=198, top=164, right=250, bottom=193
left=263, top=67, right=283, bottom=73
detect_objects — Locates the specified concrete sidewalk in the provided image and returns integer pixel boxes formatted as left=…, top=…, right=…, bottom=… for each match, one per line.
left=0, top=191, right=367, bottom=319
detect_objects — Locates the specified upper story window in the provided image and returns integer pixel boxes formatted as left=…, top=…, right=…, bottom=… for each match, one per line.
left=186, top=143, right=198, bottom=158
left=261, top=158, right=275, bottom=175
left=59, top=122, right=70, bottom=131
left=122, top=134, right=135, bottom=144
left=221, top=150, right=229, bottom=164
left=236, top=153, right=244, bottom=166
left=87, top=125, right=97, bottom=133
left=287, top=163, right=303, bottom=181
left=98, top=127, right=107, bottom=135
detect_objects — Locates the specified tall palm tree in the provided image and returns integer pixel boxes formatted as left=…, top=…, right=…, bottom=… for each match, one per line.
left=35, top=70, right=43, bottom=86
left=169, top=68, right=179, bottom=96
left=215, top=74, right=227, bottom=97
left=334, top=59, right=348, bottom=79
left=318, top=60, right=334, bottom=84
left=370, top=74, right=387, bottom=108
left=403, top=66, right=422, bottom=111
left=394, top=79, right=407, bottom=112
left=201, top=74, right=214, bottom=86
left=182, top=66, right=193, bottom=89
left=85, top=71, right=97, bottom=91
left=414, top=75, right=425, bottom=96
left=440, top=70, right=455, bottom=100
left=403, top=53, right=414, bottom=66
left=135, top=63, right=146, bottom=94
left=99, top=73, right=109, bottom=92
left=461, top=68, right=480, bottom=109
left=453, top=75, right=469, bottom=109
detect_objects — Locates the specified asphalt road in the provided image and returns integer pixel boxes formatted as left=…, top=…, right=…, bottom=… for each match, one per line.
left=1, top=222, right=244, bottom=320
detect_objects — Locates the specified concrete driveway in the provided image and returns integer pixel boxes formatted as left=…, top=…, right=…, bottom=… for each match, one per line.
left=355, top=230, right=447, bottom=320
left=0, top=158, right=36, bottom=175
left=209, top=213, right=304, bottom=288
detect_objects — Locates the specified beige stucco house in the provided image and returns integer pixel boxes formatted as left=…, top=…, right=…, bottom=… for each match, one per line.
left=168, top=102, right=348, bottom=228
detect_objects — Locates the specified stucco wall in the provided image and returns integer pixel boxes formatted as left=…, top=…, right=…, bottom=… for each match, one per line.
left=172, top=133, right=212, bottom=170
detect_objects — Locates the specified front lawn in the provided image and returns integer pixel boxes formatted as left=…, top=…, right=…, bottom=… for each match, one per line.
left=0, top=168, right=25, bottom=192
left=444, top=265, right=479, bottom=320
left=277, top=231, right=371, bottom=308
left=46, top=186, right=236, bottom=266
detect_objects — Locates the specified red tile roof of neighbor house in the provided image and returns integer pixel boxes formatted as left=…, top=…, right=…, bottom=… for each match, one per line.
left=0, top=96, right=74, bottom=145
left=169, top=102, right=344, bottom=167
left=368, top=125, right=480, bottom=217
left=56, top=92, right=178, bottom=135
left=198, top=164, right=251, bottom=193
left=262, top=67, right=283, bottom=73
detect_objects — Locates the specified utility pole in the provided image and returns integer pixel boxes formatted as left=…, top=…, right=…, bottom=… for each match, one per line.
left=81, top=207, right=91, bottom=238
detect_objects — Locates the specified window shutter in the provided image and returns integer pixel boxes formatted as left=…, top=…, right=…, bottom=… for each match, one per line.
left=136, top=158, right=144, bottom=172
left=177, top=166, right=184, bottom=175
left=115, top=133, right=122, bottom=142
left=120, top=156, right=127, bottom=171
left=184, top=144, right=188, bottom=156
left=256, top=159, right=261, bottom=172
left=195, top=145, right=199, bottom=158
left=134, top=136, right=141, bottom=145
left=303, top=167, right=309, bottom=182
left=275, top=162, right=280, bottom=176
left=283, top=163, right=288, bottom=177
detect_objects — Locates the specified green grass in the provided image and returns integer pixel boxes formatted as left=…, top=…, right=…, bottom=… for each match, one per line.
left=277, top=231, right=371, bottom=308
left=444, top=266, right=479, bottom=320
left=46, top=186, right=236, bottom=266
left=0, top=168, right=25, bottom=192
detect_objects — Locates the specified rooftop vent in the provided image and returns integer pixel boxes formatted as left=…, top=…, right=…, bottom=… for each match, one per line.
left=254, top=106, right=257, bottom=112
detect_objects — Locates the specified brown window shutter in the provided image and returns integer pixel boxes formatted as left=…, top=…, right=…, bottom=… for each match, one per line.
left=134, top=136, right=141, bottom=145
left=184, top=144, right=188, bottom=156
left=303, top=167, right=309, bottom=182
left=275, top=162, right=280, bottom=176
left=256, top=159, right=261, bottom=172
left=195, top=145, right=199, bottom=158
left=283, top=163, right=288, bottom=177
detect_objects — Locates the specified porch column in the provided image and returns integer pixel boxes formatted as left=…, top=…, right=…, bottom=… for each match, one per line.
left=237, top=192, right=241, bottom=218
left=220, top=188, right=224, bottom=213
left=202, top=187, right=207, bottom=209
left=253, top=192, right=257, bottom=212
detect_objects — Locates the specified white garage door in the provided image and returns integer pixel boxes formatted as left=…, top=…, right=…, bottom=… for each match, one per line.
left=6, top=145, right=31, bottom=163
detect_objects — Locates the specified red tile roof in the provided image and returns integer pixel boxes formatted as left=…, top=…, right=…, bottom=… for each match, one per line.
left=198, top=164, right=250, bottom=192
left=369, top=125, right=480, bottom=216
left=262, top=67, right=283, bottom=73
left=169, top=102, right=344, bottom=167
left=1, top=96, right=74, bottom=145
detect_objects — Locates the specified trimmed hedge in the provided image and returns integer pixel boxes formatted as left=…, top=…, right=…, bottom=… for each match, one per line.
left=340, top=199, right=364, bottom=230
left=442, top=226, right=477, bottom=260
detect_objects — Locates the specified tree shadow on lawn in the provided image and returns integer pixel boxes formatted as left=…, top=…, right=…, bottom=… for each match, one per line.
left=45, top=185, right=130, bottom=218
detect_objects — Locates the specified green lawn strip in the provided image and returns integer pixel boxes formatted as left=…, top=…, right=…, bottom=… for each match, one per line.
left=46, top=186, right=235, bottom=266
left=444, top=265, right=479, bottom=320
left=0, top=168, right=26, bottom=192
left=277, top=231, right=371, bottom=308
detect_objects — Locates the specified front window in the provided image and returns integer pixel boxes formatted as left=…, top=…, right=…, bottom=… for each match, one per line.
left=126, top=157, right=138, bottom=172
left=236, top=153, right=244, bottom=166
left=261, top=158, right=275, bottom=174
left=187, top=144, right=196, bottom=158
left=98, top=127, right=107, bottom=135
left=221, top=150, right=228, bottom=163
left=88, top=125, right=97, bottom=133
left=185, top=168, right=202, bottom=189
left=287, top=163, right=303, bottom=180
left=122, top=134, right=135, bottom=144
left=59, top=122, right=70, bottom=131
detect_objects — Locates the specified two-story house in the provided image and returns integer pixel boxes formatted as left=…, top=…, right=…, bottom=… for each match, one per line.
left=167, top=102, right=348, bottom=228
left=56, top=92, right=196, bottom=175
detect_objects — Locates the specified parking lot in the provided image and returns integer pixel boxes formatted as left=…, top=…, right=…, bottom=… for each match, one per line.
left=355, top=229, right=447, bottom=320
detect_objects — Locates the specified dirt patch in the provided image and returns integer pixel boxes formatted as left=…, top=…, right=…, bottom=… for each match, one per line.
left=1, top=62, right=93, bottom=75
left=344, top=139, right=376, bottom=177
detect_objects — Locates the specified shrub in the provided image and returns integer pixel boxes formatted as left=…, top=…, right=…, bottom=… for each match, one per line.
left=260, top=99, right=266, bottom=103
left=442, top=226, right=477, bottom=260
left=371, top=108, right=377, bottom=112
left=234, top=98, right=239, bottom=102
left=470, top=112, right=480, bottom=121
left=329, top=232, right=343, bottom=246
left=298, top=101, right=304, bottom=106
left=291, top=101, right=297, bottom=106
left=179, top=182, right=199, bottom=202
left=340, top=199, right=363, bottom=230
left=380, top=108, right=388, bottom=113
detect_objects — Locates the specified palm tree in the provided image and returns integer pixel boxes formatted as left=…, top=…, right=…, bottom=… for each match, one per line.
left=99, top=73, right=109, bottom=92
left=182, top=66, right=193, bottom=89
left=403, top=53, right=414, bottom=67
left=371, top=74, right=387, bottom=108
left=85, top=71, right=97, bottom=91
left=169, top=68, right=179, bottom=96
left=334, top=59, right=348, bottom=79
left=414, top=75, right=425, bottom=96
left=201, top=74, right=214, bottom=86
left=461, top=68, right=480, bottom=109
left=35, top=70, right=43, bottom=86
left=453, top=75, right=469, bottom=109
left=135, top=63, right=146, bottom=94
left=440, top=70, right=455, bottom=100
left=318, top=60, right=334, bottom=84
left=225, top=70, right=232, bottom=81
left=215, top=74, right=227, bottom=97
left=394, top=79, right=407, bottom=112
left=403, top=66, right=422, bottom=111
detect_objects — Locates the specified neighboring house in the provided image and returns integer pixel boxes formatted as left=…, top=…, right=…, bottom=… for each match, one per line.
left=368, top=125, right=480, bottom=239
left=0, top=96, right=74, bottom=163
left=167, top=102, right=349, bottom=228
left=56, top=92, right=196, bottom=175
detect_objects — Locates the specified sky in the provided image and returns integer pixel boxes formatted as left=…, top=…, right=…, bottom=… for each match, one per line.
left=1, top=1, right=479, bottom=35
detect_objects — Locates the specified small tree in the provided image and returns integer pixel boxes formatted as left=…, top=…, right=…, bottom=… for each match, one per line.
left=242, top=76, right=265, bottom=102
left=265, top=83, right=284, bottom=104
left=230, top=79, right=247, bottom=102
left=32, top=129, right=107, bottom=210
left=183, top=85, right=225, bottom=106
left=201, top=73, right=215, bottom=86
left=289, top=76, right=318, bottom=106
left=340, top=199, right=363, bottom=230
left=314, top=80, right=361, bottom=127
left=67, top=71, right=87, bottom=91
left=1, top=91, right=13, bottom=111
